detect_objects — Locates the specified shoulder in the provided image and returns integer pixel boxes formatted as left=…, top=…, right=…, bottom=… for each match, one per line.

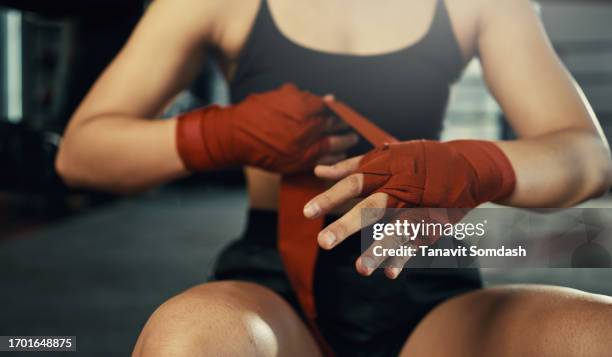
left=161, top=0, right=262, bottom=59
left=442, top=0, right=486, bottom=60
left=445, top=0, right=539, bottom=33
left=143, top=0, right=260, bottom=50
left=475, top=0, right=541, bottom=31
left=214, top=0, right=262, bottom=59
left=443, top=0, right=541, bottom=57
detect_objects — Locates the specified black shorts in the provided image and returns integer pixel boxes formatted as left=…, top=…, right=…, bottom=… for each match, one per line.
left=211, top=209, right=482, bottom=357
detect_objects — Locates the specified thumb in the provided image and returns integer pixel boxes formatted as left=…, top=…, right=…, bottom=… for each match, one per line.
left=323, top=94, right=336, bottom=102
left=314, top=155, right=363, bottom=180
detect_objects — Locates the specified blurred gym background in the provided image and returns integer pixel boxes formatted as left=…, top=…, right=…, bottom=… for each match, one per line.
left=0, top=1, right=611, bottom=356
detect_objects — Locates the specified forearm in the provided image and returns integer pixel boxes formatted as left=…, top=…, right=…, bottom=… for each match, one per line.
left=496, top=129, right=612, bottom=208
left=56, top=115, right=188, bottom=194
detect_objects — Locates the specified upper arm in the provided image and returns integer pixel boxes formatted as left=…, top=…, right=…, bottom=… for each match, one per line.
left=69, top=0, right=223, bottom=126
left=477, top=0, right=599, bottom=138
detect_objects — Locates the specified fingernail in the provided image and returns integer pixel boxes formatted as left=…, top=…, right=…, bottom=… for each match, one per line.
left=321, top=231, right=336, bottom=248
left=304, top=203, right=320, bottom=218
left=361, top=257, right=375, bottom=275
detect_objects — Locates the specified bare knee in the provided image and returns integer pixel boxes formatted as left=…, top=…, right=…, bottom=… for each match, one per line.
left=403, top=285, right=612, bottom=357
left=133, top=281, right=319, bottom=357
left=505, top=286, right=612, bottom=357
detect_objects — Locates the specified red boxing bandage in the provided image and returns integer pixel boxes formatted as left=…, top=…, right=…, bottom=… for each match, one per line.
left=278, top=102, right=515, bottom=356
left=176, top=84, right=330, bottom=173
left=357, top=140, right=516, bottom=208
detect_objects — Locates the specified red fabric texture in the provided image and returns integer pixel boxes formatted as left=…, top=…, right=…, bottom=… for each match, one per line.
left=277, top=175, right=331, bottom=353
left=180, top=88, right=516, bottom=355
left=278, top=101, right=516, bottom=357
left=278, top=101, right=397, bottom=355
left=357, top=140, right=516, bottom=209
left=176, top=84, right=330, bottom=173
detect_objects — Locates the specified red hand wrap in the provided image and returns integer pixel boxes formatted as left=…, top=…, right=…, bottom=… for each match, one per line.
left=277, top=100, right=516, bottom=357
left=176, top=84, right=329, bottom=173
left=277, top=101, right=398, bottom=355
left=357, top=140, right=516, bottom=208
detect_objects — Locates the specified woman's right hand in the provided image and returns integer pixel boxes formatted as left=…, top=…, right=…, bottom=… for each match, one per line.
left=177, top=83, right=358, bottom=174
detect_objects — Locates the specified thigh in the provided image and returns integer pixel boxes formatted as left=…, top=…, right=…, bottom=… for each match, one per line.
left=400, top=284, right=612, bottom=357
left=133, top=281, right=321, bottom=357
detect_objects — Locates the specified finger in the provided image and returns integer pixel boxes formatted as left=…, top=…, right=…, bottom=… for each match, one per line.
left=299, top=90, right=327, bottom=117
left=323, top=116, right=350, bottom=133
left=324, top=133, right=359, bottom=154
left=275, top=84, right=327, bottom=117
left=385, top=267, right=403, bottom=280
left=383, top=240, right=417, bottom=279
left=305, top=133, right=356, bottom=164
left=356, top=231, right=403, bottom=276
left=316, top=153, right=347, bottom=166
left=384, top=254, right=412, bottom=279
left=314, top=156, right=363, bottom=180
left=304, top=173, right=364, bottom=219
left=316, top=192, right=388, bottom=250
left=323, top=94, right=335, bottom=102
left=380, top=210, right=444, bottom=279
left=358, top=214, right=419, bottom=278
left=322, top=96, right=351, bottom=133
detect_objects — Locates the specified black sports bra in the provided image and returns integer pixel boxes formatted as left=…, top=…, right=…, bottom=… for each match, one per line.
left=230, top=0, right=466, bottom=155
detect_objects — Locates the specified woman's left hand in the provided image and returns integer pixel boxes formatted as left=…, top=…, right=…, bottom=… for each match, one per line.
left=302, top=140, right=516, bottom=279
left=304, top=154, right=410, bottom=279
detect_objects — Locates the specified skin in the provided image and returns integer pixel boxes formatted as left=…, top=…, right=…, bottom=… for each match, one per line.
left=304, top=0, right=612, bottom=278
left=54, top=0, right=612, bottom=356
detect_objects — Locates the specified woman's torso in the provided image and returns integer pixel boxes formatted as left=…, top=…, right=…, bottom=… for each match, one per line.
left=212, top=0, right=481, bottom=210
left=211, top=6, right=486, bottom=350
